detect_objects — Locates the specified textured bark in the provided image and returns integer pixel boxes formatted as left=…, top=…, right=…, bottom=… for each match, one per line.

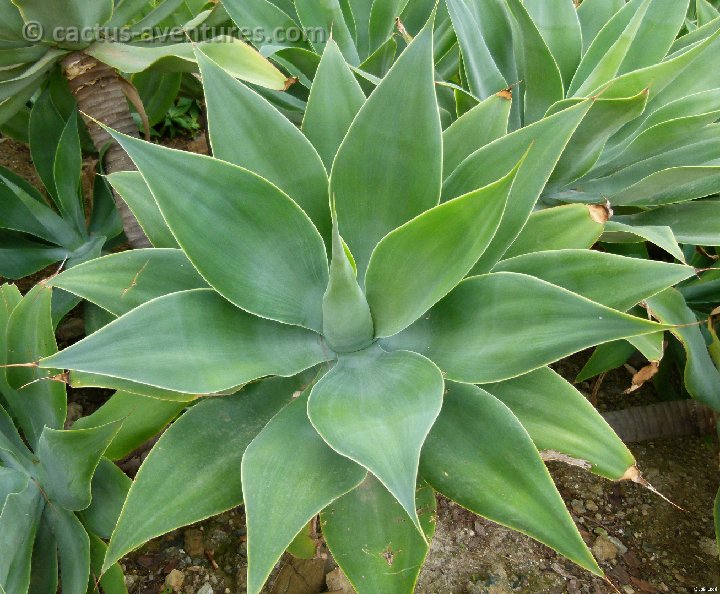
left=602, top=400, right=717, bottom=443
left=61, top=51, right=151, bottom=248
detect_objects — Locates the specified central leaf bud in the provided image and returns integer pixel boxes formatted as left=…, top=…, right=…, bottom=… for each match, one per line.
left=322, top=211, right=374, bottom=352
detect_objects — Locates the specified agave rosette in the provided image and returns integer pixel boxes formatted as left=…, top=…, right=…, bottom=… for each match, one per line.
left=37, top=21, right=697, bottom=593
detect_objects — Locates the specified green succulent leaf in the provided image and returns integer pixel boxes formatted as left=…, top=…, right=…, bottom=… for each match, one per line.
left=500, top=204, right=605, bottom=259
left=4, top=284, right=66, bottom=448
left=28, top=513, right=58, bottom=594
left=444, top=101, right=591, bottom=273
left=442, top=91, right=512, bottom=178
left=308, top=347, right=443, bottom=531
left=446, top=0, right=507, bottom=100
left=36, top=420, right=122, bottom=511
left=485, top=367, right=635, bottom=480
left=506, top=0, right=564, bottom=124
left=50, top=249, right=208, bottom=317
left=102, top=130, right=329, bottom=331
left=523, top=0, right=581, bottom=88
left=11, top=0, right=113, bottom=39
left=494, top=249, right=695, bottom=312
left=384, top=272, right=666, bottom=384
left=569, top=0, right=651, bottom=97
left=366, top=156, right=521, bottom=338
left=547, top=91, right=650, bottom=189
left=331, top=20, right=441, bottom=282
left=106, top=171, right=177, bottom=248
left=46, top=505, right=90, bottom=594
left=221, top=0, right=307, bottom=50
left=302, top=39, right=366, bottom=171
left=52, top=110, right=85, bottom=234
left=602, top=221, right=686, bottom=263
left=420, top=382, right=601, bottom=576
left=197, top=47, right=331, bottom=243
left=0, top=481, right=43, bottom=594
left=646, top=288, right=720, bottom=410
left=322, top=210, right=374, bottom=352
left=103, top=375, right=307, bottom=572
left=322, top=476, right=437, bottom=594
left=609, top=166, right=720, bottom=206
left=87, top=37, right=289, bottom=90
left=613, top=201, right=720, bottom=246
left=242, top=389, right=366, bottom=594
left=295, top=0, right=360, bottom=65
left=0, top=166, right=79, bottom=248
left=40, top=290, right=331, bottom=394
left=576, top=340, right=637, bottom=382
left=0, top=467, right=26, bottom=506
left=77, top=458, right=131, bottom=540
left=89, top=534, right=128, bottom=594
left=73, top=391, right=188, bottom=460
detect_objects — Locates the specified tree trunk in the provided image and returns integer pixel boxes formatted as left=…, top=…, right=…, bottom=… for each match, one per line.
left=602, top=400, right=717, bottom=443
left=61, top=51, right=151, bottom=248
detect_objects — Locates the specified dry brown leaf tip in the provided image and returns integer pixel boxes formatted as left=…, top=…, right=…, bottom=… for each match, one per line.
left=623, top=361, right=660, bottom=394
left=588, top=202, right=612, bottom=224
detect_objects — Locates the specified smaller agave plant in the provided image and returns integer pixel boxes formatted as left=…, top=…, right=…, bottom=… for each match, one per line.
left=36, top=21, right=697, bottom=593
left=0, top=283, right=131, bottom=594
left=0, top=85, right=123, bottom=323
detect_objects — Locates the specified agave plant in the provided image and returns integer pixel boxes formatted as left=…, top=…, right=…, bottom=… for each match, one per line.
left=31, top=22, right=699, bottom=593
left=1, top=0, right=290, bottom=245
left=440, top=0, right=720, bottom=411
left=0, top=282, right=136, bottom=594
left=0, top=87, right=125, bottom=323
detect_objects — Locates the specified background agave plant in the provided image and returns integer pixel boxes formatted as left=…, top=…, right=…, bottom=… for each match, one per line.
left=25, top=21, right=703, bottom=593
left=0, top=89, right=125, bottom=324
left=1, top=0, right=289, bottom=246
left=0, top=283, right=134, bottom=594
left=438, top=0, right=720, bottom=413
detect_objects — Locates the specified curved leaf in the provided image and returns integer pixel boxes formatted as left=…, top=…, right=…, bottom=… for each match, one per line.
left=50, top=249, right=208, bottom=317
left=485, top=367, right=635, bottom=480
left=646, top=288, right=720, bottom=410
left=36, top=421, right=122, bottom=511
left=500, top=204, right=605, bottom=259
left=73, top=391, right=188, bottom=460
left=366, top=159, right=520, bottom=337
left=308, top=347, right=443, bottom=530
left=442, top=91, right=512, bottom=178
left=103, top=375, right=306, bottom=571
left=77, top=458, right=130, bottom=540
left=103, top=131, right=329, bottom=331
left=322, top=476, right=436, bottom=594
left=0, top=482, right=43, bottom=594
left=242, top=390, right=366, bottom=594
left=4, top=284, right=66, bottom=447
left=384, top=272, right=665, bottom=383
left=322, top=211, right=373, bottom=352
left=443, top=101, right=591, bottom=273
left=420, top=382, right=601, bottom=575
left=331, top=20, right=441, bottom=282
left=107, top=171, right=177, bottom=248
left=445, top=0, right=507, bottom=99
left=302, top=39, right=366, bottom=171
left=41, top=290, right=331, bottom=394
left=494, top=249, right=694, bottom=312
left=197, top=47, right=331, bottom=243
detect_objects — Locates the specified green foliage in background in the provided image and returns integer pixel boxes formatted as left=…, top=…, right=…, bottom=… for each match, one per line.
left=0, top=0, right=290, bottom=129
